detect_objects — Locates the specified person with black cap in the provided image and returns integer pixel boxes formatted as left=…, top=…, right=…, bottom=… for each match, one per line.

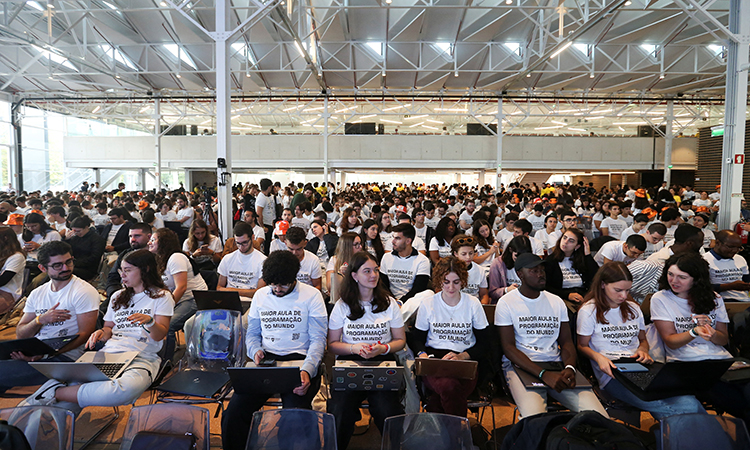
left=495, top=253, right=607, bottom=419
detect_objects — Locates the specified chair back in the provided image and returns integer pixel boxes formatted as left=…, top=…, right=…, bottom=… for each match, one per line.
left=329, top=271, right=344, bottom=303
left=0, top=406, right=75, bottom=450
left=381, top=413, right=473, bottom=450
left=186, top=308, right=244, bottom=371
left=246, top=409, right=337, bottom=450
left=119, top=404, right=209, bottom=450
left=659, top=413, right=750, bottom=450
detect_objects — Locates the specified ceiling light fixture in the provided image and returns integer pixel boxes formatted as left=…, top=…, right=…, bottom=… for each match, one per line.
left=360, top=114, right=376, bottom=119
left=550, top=41, right=573, bottom=58
left=380, top=119, right=402, bottom=124
left=409, top=122, right=424, bottom=128
left=405, top=114, right=428, bottom=120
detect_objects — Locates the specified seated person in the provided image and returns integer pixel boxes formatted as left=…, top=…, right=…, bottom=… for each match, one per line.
left=182, top=219, right=223, bottom=270
left=543, top=228, right=598, bottom=305
left=66, top=215, right=106, bottom=281
left=593, top=234, right=646, bottom=266
left=20, top=249, right=173, bottom=414
left=326, top=232, right=362, bottom=291
left=488, top=236, right=533, bottom=303
left=496, top=253, right=608, bottom=419
left=411, top=256, right=491, bottom=417
left=286, top=226, right=323, bottom=291
left=577, top=261, right=705, bottom=420
left=703, top=230, right=750, bottom=302
left=217, top=222, right=266, bottom=301
left=221, top=250, right=327, bottom=450
left=380, top=223, right=431, bottom=303
left=0, top=226, right=25, bottom=314
left=327, top=251, right=405, bottom=449
left=0, top=241, right=98, bottom=393
left=451, top=235, right=489, bottom=304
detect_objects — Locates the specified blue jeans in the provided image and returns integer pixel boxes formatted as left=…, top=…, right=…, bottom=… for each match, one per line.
left=603, top=378, right=706, bottom=420
left=162, top=298, right=197, bottom=362
left=0, top=354, right=73, bottom=392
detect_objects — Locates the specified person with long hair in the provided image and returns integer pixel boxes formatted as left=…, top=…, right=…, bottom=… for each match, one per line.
left=488, top=235, right=532, bottom=303
left=411, top=256, right=490, bottom=417
left=326, top=232, right=363, bottom=289
left=21, top=212, right=61, bottom=267
left=182, top=219, right=223, bottom=270
left=360, top=219, right=385, bottom=263
left=577, top=262, right=705, bottom=420
left=376, top=211, right=394, bottom=250
left=0, top=227, right=25, bottom=313
left=148, top=228, right=207, bottom=361
left=451, top=235, right=490, bottom=304
left=337, top=207, right=362, bottom=236
left=543, top=228, right=599, bottom=304
left=428, top=217, right=457, bottom=265
left=472, top=219, right=501, bottom=275
left=651, top=252, right=750, bottom=426
left=327, top=251, right=405, bottom=449
left=534, top=214, right=561, bottom=254
left=21, top=249, right=173, bottom=414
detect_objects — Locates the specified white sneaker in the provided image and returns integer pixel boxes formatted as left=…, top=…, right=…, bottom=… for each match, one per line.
left=20, top=379, right=66, bottom=407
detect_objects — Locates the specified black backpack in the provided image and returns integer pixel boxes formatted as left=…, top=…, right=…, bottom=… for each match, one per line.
left=0, top=420, right=32, bottom=450
left=545, top=411, right=646, bottom=450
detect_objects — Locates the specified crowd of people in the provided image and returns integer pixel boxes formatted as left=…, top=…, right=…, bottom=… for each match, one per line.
left=1, top=177, right=749, bottom=449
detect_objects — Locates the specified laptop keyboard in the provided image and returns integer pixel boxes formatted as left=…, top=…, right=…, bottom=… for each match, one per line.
left=623, top=370, right=657, bottom=390
left=93, top=363, right=126, bottom=378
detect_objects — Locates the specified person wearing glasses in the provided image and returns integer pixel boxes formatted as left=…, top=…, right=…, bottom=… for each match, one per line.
left=217, top=222, right=267, bottom=302
left=221, top=250, right=328, bottom=450
left=0, top=241, right=98, bottom=393
left=703, top=230, right=750, bottom=303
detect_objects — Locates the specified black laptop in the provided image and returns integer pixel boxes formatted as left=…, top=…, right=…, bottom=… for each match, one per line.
left=156, top=370, right=231, bottom=398
left=612, top=358, right=734, bottom=401
left=0, top=335, right=79, bottom=360
left=193, top=290, right=246, bottom=313
left=228, top=361, right=302, bottom=395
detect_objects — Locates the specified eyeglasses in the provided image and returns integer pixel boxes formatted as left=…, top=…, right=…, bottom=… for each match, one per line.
left=235, top=239, right=252, bottom=247
left=353, top=241, right=362, bottom=248
left=454, top=236, right=475, bottom=246
left=47, top=258, right=75, bottom=271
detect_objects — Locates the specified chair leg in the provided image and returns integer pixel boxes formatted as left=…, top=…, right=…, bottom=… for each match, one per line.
left=77, top=406, right=120, bottom=450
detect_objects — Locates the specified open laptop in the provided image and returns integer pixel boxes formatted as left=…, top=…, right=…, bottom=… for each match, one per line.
left=332, top=360, right=403, bottom=392
left=516, top=362, right=591, bottom=389
left=0, top=335, right=78, bottom=360
left=227, top=361, right=302, bottom=395
left=193, top=290, right=245, bottom=313
left=414, top=358, right=478, bottom=380
left=612, top=358, right=734, bottom=401
left=30, top=351, right=139, bottom=383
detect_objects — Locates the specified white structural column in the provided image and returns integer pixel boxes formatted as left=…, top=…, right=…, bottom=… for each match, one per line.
left=154, top=97, right=161, bottom=191
left=139, top=169, right=147, bottom=191
left=215, top=1, right=233, bottom=240
left=323, top=96, right=329, bottom=184
left=718, top=0, right=749, bottom=230
left=663, top=100, right=674, bottom=185
left=496, top=98, right=504, bottom=190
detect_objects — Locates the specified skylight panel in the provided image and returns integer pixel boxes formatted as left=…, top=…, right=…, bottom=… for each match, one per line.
left=504, top=43, right=521, bottom=57
left=103, top=1, right=118, bottom=10
left=100, top=44, right=138, bottom=71
left=27, top=1, right=44, bottom=11
left=640, top=44, right=658, bottom=58
left=35, top=46, right=79, bottom=72
left=707, top=45, right=724, bottom=57
left=434, top=42, right=452, bottom=55
left=572, top=43, right=590, bottom=57
left=163, top=44, right=197, bottom=69
left=366, top=42, right=383, bottom=57
left=231, top=43, right=255, bottom=64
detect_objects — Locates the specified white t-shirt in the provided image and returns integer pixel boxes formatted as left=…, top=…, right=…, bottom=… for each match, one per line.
left=495, top=289, right=569, bottom=362
left=703, top=251, right=750, bottom=302
left=600, top=217, right=628, bottom=240
left=462, top=262, right=488, bottom=298
left=650, top=289, right=732, bottom=361
left=156, top=211, right=178, bottom=222
left=496, top=228, right=514, bottom=247
left=428, top=238, right=452, bottom=258
left=646, top=246, right=673, bottom=265
left=618, top=214, right=634, bottom=227
left=176, top=207, right=194, bottom=229
left=106, top=223, right=123, bottom=247
left=24, top=276, right=99, bottom=359
left=560, top=257, right=583, bottom=289
left=92, top=212, right=110, bottom=227
left=642, top=240, right=665, bottom=260
left=458, top=211, right=474, bottom=229
left=594, top=241, right=634, bottom=266
left=506, top=267, right=522, bottom=287
left=415, top=292, right=489, bottom=353
left=699, top=228, right=715, bottom=249
left=694, top=199, right=713, bottom=208
left=534, top=229, right=561, bottom=253
left=297, top=250, right=323, bottom=286
left=255, top=192, right=276, bottom=227
left=217, top=249, right=267, bottom=295
left=269, top=238, right=287, bottom=253
left=161, top=252, right=208, bottom=302
left=0, top=253, right=26, bottom=300
left=21, top=231, right=62, bottom=261
left=104, top=289, right=175, bottom=354
left=247, top=283, right=328, bottom=356
left=329, top=298, right=404, bottom=345
left=380, top=251, right=431, bottom=300
left=501, top=234, right=544, bottom=257
left=291, top=217, right=311, bottom=232
left=577, top=301, right=645, bottom=387
left=182, top=237, right=223, bottom=264
left=526, top=214, right=546, bottom=233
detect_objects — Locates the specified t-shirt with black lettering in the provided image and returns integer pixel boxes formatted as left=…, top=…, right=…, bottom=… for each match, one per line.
left=600, top=217, right=628, bottom=240
left=297, top=250, right=323, bottom=286
left=23, top=275, right=100, bottom=359
left=247, top=283, right=328, bottom=356
left=577, top=300, right=645, bottom=387
left=428, top=238, right=452, bottom=258
left=703, top=251, right=750, bottom=302
left=217, top=249, right=267, bottom=301
left=415, top=292, right=489, bottom=353
left=103, top=288, right=175, bottom=355
left=559, top=257, right=583, bottom=289
left=495, top=289, right=568, bottom=363
left=462, top=262, right=488, bottom=298
left=650, top=289, right=732, bottom=362
left=329, top=298, right=404, bottom=345
left=380, top=250, right=431, bottom=300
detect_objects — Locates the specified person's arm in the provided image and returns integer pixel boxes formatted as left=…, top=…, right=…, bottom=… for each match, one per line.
left=463, top=326, right=491, bottom=360
left=479, top=287, right=490, bottom=305
left=171, top=271, right=188, bottom=303
left=429, top=250, right=440, bottom=266
left=488, top=259, right=510, bottom=302
left=105, top=255, right=124, bottom=300
left=577, top=334, right=616, bottom=378
left=0, top=271, right=16, bottom=288
left=459, top=219, right=471, bottom=231
left=380, top=273, right=391, bottom=292
left=301, top=315, right=327, bottom=379
left=217, top=274, right=265, bottom=298
left=410, top=328, right=429, bottom=357
left=714, top=279, right=750, bottom=292
left=246, top=315, right=264, bottom=362
left=112, top=228, right=131, bottom=254
left=498, top=325, right=573, bottom=392
left=600, top=226, right=609, bottom=236
left=311, top=277, right=322, bottom=291
left=56, top=310, right=97, bottom=356
left=400, top=274, right=430, bottom=303
left=178, top=210, right=191, bottom=224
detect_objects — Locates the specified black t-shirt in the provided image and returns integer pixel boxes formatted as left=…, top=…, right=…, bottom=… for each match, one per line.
left=244, top=194, right=256, bottom=213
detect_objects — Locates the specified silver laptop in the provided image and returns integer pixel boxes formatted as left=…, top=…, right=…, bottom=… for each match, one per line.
left=30, top=351, right=139, bottom=383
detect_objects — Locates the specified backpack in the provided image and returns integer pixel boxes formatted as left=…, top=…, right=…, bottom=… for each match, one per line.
left=0, top=420, right=32, bottom=450
left=545, top=411, right=646, bottom=450
left=501, top=412, right=577, bottom=450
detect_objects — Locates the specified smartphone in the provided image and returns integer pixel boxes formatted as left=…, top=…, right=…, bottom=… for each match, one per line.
left=258, top=358, right=276, bottom=367
left=615, top=363, right=649, bottom=373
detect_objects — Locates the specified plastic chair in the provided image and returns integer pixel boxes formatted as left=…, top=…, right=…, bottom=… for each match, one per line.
left=245, top=409, right=337, bottom=450
left=119, top=404, right=210, bottom=450
left=0, top=405, right=75, bottom=450
left=658, top=413, right=750, bottom=450
left=381, top=413, right=473, bottom=450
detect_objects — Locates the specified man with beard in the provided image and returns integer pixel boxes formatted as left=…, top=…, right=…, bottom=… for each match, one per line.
left=495, top=253, right=607, bottom=419
left=105, top=223, right=153, bottom=300
left=380, top=223, right=431, bottom=303
left=0, top=241, right=98, bottom=393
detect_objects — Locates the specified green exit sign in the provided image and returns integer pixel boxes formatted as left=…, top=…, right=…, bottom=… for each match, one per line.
left=712, top=128, right=724, bottom=137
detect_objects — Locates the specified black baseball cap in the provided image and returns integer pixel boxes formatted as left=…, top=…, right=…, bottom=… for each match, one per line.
left=514, top=253, right=544, bottom=271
